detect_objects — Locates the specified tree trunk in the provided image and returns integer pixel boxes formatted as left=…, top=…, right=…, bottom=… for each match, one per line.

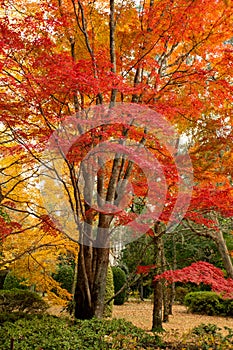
left=169, top=234, right=177, bottom=315
left=213, top=231, right=233, bottom=279
left=152, top=224, right=163, bottom=331
left=74, top=245, right=110, bottom=319
left=169, top=283, right=175, bottom=315
left=187, top=217, right=233, bottom=279
left=74, top=245, right=93, bottom=319
left=161, top=240, right=169, bottom=322
left=152, top=279, right=163, bottom=331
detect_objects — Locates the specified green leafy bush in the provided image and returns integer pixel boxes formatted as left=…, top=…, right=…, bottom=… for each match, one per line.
left=0, top=315, right=162, bottom=350
left=184, top=291, right=225, bottom=316
left=223, top=299, right=233, bottom=316
left=192, top=323, right=221, bottom=335
left=103, top=265, right=114, bottom=317
left=0, top=289, right=48, bottom=314
left=112, top=266, right=127, bottom=305
left=175, top=286, right=190, bottom=304
left=0, top=270, right=8, bottom=289
left=53, top=264, right=74, bottom=293
left=3, top=272, right=27, bottom=290
left=165, top=324, right=233, bottom=349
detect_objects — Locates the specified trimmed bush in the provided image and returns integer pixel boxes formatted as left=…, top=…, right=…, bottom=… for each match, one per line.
left=0, top=289, right=48, bottom=314
left=103, top=265, right=114, bottom=317
left=53, top=264, right=74, bottom=293
left=184, top=291, right=224, bottom=316
left=223, top=299, right=233, bottom=317
left=3, top=272, right=26, bottom=290
left=112, top=266, right=127, bottom=305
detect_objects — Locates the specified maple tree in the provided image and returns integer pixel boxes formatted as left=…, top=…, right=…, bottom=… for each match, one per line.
left=154, top=261, right=233, bottom=299
left=0, top=0, right=233, bottom=323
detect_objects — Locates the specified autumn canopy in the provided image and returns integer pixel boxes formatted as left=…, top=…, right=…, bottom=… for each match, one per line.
left=0, top=0, right=233, bottom=321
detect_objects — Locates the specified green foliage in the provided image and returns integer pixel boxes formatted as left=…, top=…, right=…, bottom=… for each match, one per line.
left=163, top=226, right=233, bottom=272
left=112, top=266, right=127, bottom=305
left=192, top=323, right=221, bottom=336
left=103, top=265, right=114, bottom=318
left=0, top=312, right=38, bottom=324
left=223, top=299, right=233, bottom=316
left=165, top=324, right=233, bottom=349
left=0, top=315, right=162, bottom=350
left=3, top=272, right=27, bottom=290
left=190, top=323, right=233, bottom=350
left=184, top=291, right=233, bottom=316
left=0, top=289, right=48, bottom=314
left=120, top=235, right=154, bottom=298
left=0, top=270, right=7, bottom=289
left=175, top=286, right=190, bottom=304
left=53, top=264, right=74, bottom=293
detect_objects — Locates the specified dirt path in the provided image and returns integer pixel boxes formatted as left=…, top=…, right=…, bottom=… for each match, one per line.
left=112, top=301, right=233, bottom=337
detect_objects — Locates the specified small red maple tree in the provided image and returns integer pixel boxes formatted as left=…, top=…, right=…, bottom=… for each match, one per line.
left=154, top=261, right=233, bottom=299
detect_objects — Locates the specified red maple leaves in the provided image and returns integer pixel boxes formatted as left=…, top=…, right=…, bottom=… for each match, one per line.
left=154, top=261, right=233, bottom=298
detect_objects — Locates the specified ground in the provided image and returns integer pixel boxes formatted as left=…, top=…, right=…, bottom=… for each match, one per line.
left=49, top=300, right=233, bottom=338
left=112, top=300, right=233, bottom=339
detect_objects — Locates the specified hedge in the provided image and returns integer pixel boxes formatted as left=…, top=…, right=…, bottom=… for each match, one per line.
left=184, top=291, right=233, bottom=316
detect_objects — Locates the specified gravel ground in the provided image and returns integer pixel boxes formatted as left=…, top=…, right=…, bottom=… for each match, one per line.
left=112, top=300, right=233, bottom=338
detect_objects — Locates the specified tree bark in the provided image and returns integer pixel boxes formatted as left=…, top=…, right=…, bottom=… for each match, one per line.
left=186, top=217, right=233, bottom=279
left=213, top=231, right=233, bottom=279
left=152, top=223, right=163, bottom=331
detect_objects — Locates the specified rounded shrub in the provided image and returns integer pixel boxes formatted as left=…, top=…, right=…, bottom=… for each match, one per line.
left=184, top=291, right=224, bottom=316
left=3, top=272, right=26, bottom=290
left=0, top=289, right=48, bottom=314
left=223, top=299, right=233, bottom=316
left=53, top=264, right=74, bottom=293
left=112, top=266, right=127, bottom=305
left=175, top=286, right=190, bottom=304
left=103, top=265, right=114, bottom=317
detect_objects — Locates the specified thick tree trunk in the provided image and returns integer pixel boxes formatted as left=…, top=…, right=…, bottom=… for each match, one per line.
left=91, top=247, right=110, bottom=317
left=74, top=245, right=110, bottom=319
left=74, top=242, right=93, bottom=319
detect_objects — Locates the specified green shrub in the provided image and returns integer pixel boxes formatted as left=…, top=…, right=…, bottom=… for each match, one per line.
left=112, top=266, right=127, bottom=305
left=0, top=289, right=48, bottom=314
left=53, top=264, right=74, bottom=293
left=0, top=315, right=162, bottom=349
left=223, top=299, right=233, bottom=316
left=0, top=270, right=8, bottom=290
left=175, top=286, right=190, bottom=304
left=103, top=265, right=114, bottom=317
left=3, top=272, right=27, bottom=290
left=184, top=291, right=224, bottom=316
left=192, top=323, right=221, bottom=336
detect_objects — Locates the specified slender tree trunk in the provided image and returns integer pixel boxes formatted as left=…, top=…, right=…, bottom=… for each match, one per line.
left=152, top=223, right=163, bottom=331
left=161, top=241, right=169, bottom=322
left=187, top=216, right=233, bottom=279
left=152, top=277, right=163, bottom=331
left=169, top=234, right=177, bottom=315
left=213, top=231, right=233, bottom=279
